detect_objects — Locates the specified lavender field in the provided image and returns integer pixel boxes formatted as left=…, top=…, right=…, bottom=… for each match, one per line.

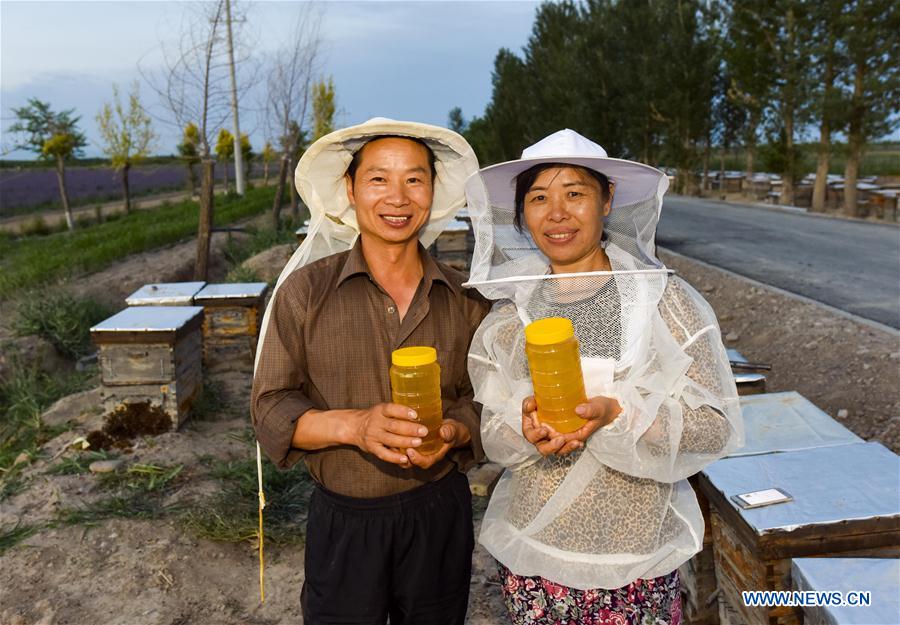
left=0, top=162, right=265, bottom=217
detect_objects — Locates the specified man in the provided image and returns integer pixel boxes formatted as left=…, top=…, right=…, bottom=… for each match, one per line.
left=251, top=119, right=487, bottom=625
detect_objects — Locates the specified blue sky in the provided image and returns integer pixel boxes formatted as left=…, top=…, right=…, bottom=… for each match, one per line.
left=1, top=0, right=540, bottom=158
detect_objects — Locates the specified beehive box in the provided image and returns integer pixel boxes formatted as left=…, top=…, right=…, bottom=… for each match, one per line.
left=699, top=443, right=900, bottom=625
left=791, top=558, right=899, bottom=625
left=91, top=306, right=205, bottom=429
left=124, top=281, right=206, bottom=306
left=193, top=283, right=268, bottom=371
left=433, top=218, right=471, bottom=271
left=727, top=349, right=767, bottom=396
left=680, top=391, right=864, bottom=625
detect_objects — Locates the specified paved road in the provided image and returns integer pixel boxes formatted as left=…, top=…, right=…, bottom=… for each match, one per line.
left=657, top=196, right=900, bottom=329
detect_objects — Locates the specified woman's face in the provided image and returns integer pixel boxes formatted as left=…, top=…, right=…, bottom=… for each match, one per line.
left=523, top=166, right=612, bottom=269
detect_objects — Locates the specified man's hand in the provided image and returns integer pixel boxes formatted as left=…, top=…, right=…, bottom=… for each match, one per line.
left=350, top=403, right=428, bottom=467
left=405, top=419, right=470, bottom=469
left=521, top=395, right=622, bottom=457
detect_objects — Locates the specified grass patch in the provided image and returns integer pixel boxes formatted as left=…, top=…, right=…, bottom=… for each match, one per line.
left=0, top=522, right=38, bottom=554
left=0, top=360, right=92, bottom=472
left=45, top=450, right=116, bottom=476
left=55, top=494, right=170, bottom=526
left=97, top=463, right=184, bottom=492
left=181, top=457, right=313, bottom=545
left=0, top=185, right=276, bottom=297
left=13, top=292, right=116, bottom=359
left=225, top=264, right=263, bottom=284
left=55, top=463, right=184, bottom=526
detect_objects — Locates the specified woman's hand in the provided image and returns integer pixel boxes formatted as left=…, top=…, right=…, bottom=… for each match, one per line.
left=521, top=395, right=623, bottom=457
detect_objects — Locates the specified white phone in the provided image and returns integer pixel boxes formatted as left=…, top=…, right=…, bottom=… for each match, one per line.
left=731, top=488, right=793, bottom=509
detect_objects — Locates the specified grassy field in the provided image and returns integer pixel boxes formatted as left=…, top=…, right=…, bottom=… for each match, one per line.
left=709, top=141, right=900, bottom=177
left=0, top=185, right=278, bottom=297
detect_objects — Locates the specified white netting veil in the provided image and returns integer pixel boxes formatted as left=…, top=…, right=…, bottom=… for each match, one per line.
left=465, top=130, right=743, bottom=589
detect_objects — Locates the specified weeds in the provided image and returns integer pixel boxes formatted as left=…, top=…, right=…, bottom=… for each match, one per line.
left=97, top=463, right=184, bottom=493
left=14, top=292, right=115, bottom=359
left=45, top=450, right=116, bottom=476
left=56, top=495, right=170, bottom=526
left=0, top=361, right=92, bottom=471
left=225, top=264, right=263, bottom=284
left=181, top=457, right=313, bottom=545
left=55, top=463, right=184, bottom=527
left=0, top=522, right=37, bottom=554
left=222, top=221, right=298, bottom=268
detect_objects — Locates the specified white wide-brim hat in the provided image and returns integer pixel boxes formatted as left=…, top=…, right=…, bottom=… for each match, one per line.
left=294, top=117, right=479, bottom=246
left=476, top=129, right=667, bottom=209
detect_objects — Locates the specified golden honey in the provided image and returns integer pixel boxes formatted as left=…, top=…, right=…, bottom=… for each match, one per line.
left=390, top=346, right=443, bottom=455
left=524, top=317, right=588, bottom=434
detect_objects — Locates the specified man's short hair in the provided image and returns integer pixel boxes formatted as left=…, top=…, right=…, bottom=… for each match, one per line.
left=345, top=135, right=437, bottom=183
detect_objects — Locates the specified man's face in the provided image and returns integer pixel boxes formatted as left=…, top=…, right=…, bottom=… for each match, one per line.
left=345, top=137, right=434, bottom=247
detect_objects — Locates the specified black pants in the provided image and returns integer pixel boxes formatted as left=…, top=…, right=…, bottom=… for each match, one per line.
left=301, top=470, right=474, bottom=625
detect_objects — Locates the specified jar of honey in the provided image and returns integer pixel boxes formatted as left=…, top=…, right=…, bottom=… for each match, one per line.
left=524, top=317, right=588, bottom=434
left=390, top=346, right=443, bottom=455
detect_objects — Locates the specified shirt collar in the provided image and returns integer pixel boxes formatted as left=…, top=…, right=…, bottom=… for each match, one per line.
left=337, top=238, right=459, bottom=296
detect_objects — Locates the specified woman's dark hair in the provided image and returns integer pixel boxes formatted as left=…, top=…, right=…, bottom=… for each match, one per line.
left=345, top=135, right=437, bottom=183
left=513, top=162, right=611, bottom=233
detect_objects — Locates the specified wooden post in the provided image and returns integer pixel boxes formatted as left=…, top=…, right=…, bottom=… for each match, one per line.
left=195, top=159, right=215, bottom=281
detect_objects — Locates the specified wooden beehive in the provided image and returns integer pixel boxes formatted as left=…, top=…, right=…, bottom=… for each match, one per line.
left=91, top=306, right=205, bottom=429
left=791, top=558, right=899, bottom=625
left=680, top=391, right=864, bottom=625
left=699, top=442, right=900, bottom=625
left=193, top=282, right=268, bottom=372
left=433, top=218, right=471, bottom=271
left=124, top=281, right=206, bottom=306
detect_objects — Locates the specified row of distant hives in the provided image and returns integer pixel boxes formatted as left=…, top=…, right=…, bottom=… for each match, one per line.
left=707, top=170, right=898, bottom=216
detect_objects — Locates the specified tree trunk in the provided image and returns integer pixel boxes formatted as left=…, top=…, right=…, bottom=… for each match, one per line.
left=55, top=155, right=74, bottom=230
left=263, top=162, right=269, bottom=186
left=781, top=111, right=796, bottom=207
left=718, top=150, right=726, bottom=198
left=224, top=0, right=245, bottom=196
left=222, top=163, right=229, bottom=193
left=811, top=117, right=830, bottom=213
left=745, top=111, right=759, bottom=180
left=121, top=163, right=132, bottom=214
left=271, top=155, right=289, bottom=230
left=844, top=63, right=865, bottom=217
left=194, top=159, right=215, bottom=280
left=187, top=163, right=197, bottom=195
left=702, top=138, right=711, bottom=192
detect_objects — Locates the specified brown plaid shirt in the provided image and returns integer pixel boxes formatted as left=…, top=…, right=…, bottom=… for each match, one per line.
left=251, top=240, right=490, bottom=498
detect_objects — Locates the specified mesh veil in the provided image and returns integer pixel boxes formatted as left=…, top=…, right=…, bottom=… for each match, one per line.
left=465, top=161, right=743, bottom=589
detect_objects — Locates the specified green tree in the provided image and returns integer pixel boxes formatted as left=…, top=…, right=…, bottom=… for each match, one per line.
left=8, top=98, right=87, bottom=230
left=96, top=82, right=156, bottom=213
left=260, top=141, right=276, bottom=186
left=311, top=77, right=336, bottom=141
left=177, top=122, right=201, bottom=194
left=723, top=0, right=776, bottom=177
left=216, top=128, right=235, bottom=191
left=447, top=107, right=466, bottom=134
left=839, top=0, right=899, bottom=216
left=240, top=132, right=253, bottom=184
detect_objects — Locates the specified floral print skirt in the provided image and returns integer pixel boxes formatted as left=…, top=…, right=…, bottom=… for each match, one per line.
left=498, top=563, right=682, bottom=625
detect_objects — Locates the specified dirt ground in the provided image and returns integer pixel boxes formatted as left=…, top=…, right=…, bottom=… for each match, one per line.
left=2, top=234, right=898, bottom=624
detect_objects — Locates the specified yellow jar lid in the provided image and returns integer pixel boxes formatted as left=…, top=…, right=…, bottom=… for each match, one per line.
left=392, top=346, right=437, bottom=367
left=525, top=317, right=575, bottom=345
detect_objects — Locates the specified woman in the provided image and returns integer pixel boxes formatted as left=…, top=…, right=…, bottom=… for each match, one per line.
left=465, top=130, right=743, bottom=624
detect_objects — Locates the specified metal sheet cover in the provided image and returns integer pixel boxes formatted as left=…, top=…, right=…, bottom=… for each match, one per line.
left=732, top=391, right=863, bottom=457
left=792, top=558, right=900, bottom=625
left=125, top=282, right=206, bottom=305
left=194, top=283, right=268, bottom=301
left=91, top=306, right=205, bottom=333
left=702, top=442, right=900, bottom=535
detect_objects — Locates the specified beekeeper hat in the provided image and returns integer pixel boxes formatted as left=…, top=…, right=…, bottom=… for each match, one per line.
left=294, top=117, right=479, bottom=247
left=477, top=129, right=666, bottom=209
